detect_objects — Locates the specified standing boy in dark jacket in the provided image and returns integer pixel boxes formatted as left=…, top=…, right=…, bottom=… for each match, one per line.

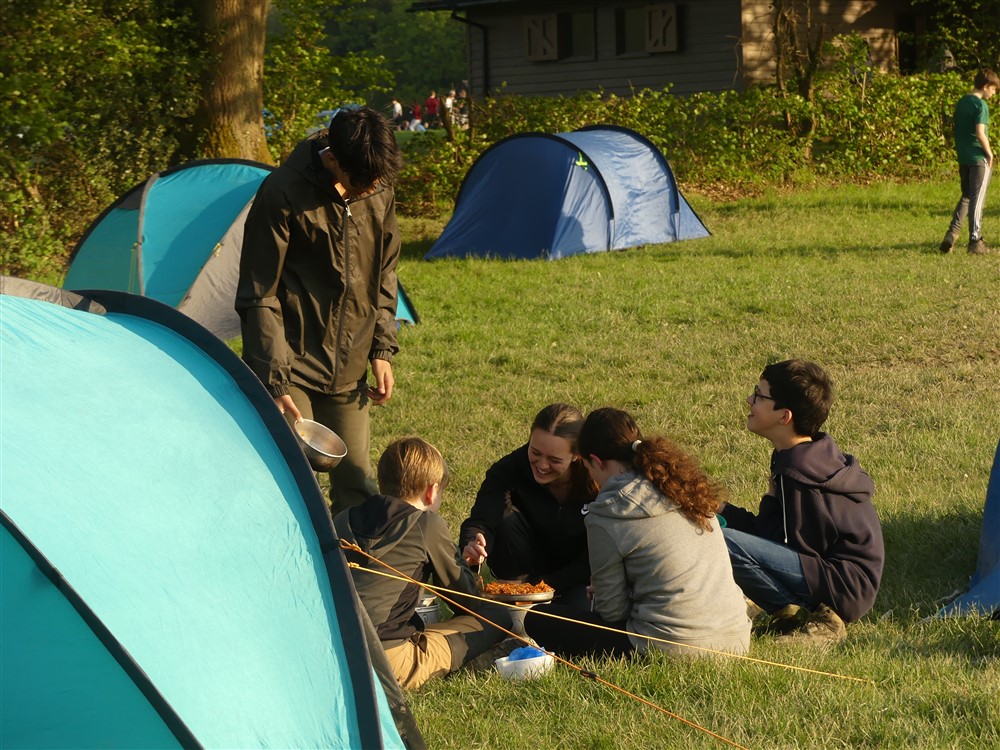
left=335, top=438, right=511, bottom=690
left=720, top=360, right=885, bottom=643
left=237, top=106, right=403, bottom=514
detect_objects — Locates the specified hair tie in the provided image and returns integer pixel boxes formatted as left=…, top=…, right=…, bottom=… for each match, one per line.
left=631, top=439, right=642, bottom=452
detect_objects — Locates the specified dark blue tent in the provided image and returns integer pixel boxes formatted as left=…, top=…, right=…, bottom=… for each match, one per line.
left=0, top=276, right=423, bottom=749
left=424, top=125, right=709, bottom=260
left=64, top=159, right=417, bottom=340
left=938, top=439, right=1000, bottom=618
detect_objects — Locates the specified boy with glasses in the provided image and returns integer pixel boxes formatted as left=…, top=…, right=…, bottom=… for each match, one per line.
left=719, top=360, right=885, bottom=643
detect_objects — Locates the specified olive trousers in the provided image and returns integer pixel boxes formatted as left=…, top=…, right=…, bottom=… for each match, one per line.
left=286, top=382, right=378, bottom=515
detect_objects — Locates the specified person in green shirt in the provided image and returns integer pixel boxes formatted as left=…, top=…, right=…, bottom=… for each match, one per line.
left=940, top=69, right=999, bottom=255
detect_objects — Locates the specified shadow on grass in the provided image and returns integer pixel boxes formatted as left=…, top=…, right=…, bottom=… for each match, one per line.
left=400, top=237, right=435, bottom=262
left=647, top=237, right=956, bottom=259
left=877, top=508, right=984, bottom=617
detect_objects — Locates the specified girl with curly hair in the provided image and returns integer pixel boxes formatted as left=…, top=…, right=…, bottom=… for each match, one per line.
left=524, top=407, right=750, bottom=658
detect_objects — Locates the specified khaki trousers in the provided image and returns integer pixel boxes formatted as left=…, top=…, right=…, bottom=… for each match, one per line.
left=383, top=614, right=504, bottom=690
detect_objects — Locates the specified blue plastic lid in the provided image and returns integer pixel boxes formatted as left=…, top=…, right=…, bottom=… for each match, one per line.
left=508, top=646, right=546, bottom=661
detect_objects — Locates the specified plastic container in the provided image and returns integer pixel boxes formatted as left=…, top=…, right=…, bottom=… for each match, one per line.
left=494, top=650, right=554, bottom=680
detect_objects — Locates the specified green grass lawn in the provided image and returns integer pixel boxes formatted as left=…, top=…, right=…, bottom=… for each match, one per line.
left=381, top=178, right=999, bottom=749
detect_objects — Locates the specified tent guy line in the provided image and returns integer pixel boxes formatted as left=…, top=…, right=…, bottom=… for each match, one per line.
left=346, top=556, right=875, bottom=685
left=340, top=541, right=749, bottom=749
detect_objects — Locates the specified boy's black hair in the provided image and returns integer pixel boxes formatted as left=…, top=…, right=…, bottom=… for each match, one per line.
left=761, top=359, right=834, bottom=438
left=326, top=106, right=403, bottom=189
left=974, top=68, right=1000, bottom=90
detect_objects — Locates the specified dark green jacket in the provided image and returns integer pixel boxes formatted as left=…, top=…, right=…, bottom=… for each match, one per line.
left=236, top=134, right=400, bottom=397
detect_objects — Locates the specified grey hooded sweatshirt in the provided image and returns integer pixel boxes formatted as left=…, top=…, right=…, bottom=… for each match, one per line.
left=587, top=473, right=750, bottom=656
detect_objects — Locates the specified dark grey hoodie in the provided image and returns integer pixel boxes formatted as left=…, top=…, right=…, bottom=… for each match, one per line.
left=721, top=433, right=884, bottom=622
left=334, top=495, right=480, bottom=642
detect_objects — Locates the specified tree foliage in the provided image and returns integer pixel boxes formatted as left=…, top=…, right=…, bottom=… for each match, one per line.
left=323, top=0, right=466, bottom=110
left=910, top=0, right=1000, bottom=71
left=1, top=0, right=204, bottom=282
left=263, top=0, right=397, bottom=161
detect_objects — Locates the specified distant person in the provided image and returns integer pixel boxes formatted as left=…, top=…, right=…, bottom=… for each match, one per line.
left=524, top=407, right=750, bottom=658
left=720, top=360, right=885, bottom=644
left=390, top=96, right=404, bottom=128
left=236, top=106, right=403, bottom=514
left=454, top=88, right=469, bottom=130
left=940, top=68, right=998, bottom=254
left=335, top=437, right=512, bottom=690
left=424, top=90, right=439, bottom=127
left=460, top=403, right=597, bottom=608
left=408, top=101, right=424, bottom=131
left=443, top=89, right=456, bottom=126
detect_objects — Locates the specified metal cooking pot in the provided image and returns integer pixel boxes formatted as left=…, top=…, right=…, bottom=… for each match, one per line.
left=294, top=419, right=347, bottom=472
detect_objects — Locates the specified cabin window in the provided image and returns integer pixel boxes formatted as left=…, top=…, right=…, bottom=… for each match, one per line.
left=616, top=3, right=678, bottom=56
left=616, top=7, right=646, bottom=55
left=524, top=11, right=595, bottom=61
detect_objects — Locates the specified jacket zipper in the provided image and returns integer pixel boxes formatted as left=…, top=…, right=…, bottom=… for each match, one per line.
left=332, top=202, right=352, bottom=391
left=780, top=475, right=789, bottom=544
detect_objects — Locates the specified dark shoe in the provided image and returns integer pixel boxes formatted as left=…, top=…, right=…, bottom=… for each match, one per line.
left=968, top=239, right=996, bottom=254
left=775, top=603, right=847, bottom=645
left=940, top=232, right=958, bottom=253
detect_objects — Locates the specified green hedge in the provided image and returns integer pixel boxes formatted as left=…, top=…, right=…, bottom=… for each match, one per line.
left=395, top=67, right=967, bottom=213
left=4, top=58, right=969, bottom=283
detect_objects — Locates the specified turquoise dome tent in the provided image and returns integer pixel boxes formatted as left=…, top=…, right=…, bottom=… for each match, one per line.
left=63, top=159, right=418, bottom=339
left=0, top=276, right=424, bottom=749
left=424, top=125, right=710, bottom=260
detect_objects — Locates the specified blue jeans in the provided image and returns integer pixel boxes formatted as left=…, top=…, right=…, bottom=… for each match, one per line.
left=723, top=529, right=812, bottom=613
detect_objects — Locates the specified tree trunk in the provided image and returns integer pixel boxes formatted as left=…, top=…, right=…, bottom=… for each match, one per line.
left=189, top=0, right=272, bottom=164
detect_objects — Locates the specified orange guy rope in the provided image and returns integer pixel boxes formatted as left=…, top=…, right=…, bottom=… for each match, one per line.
left=341, top=541, right=751, bottom=749
left=350, top=563, right=873, bottom=685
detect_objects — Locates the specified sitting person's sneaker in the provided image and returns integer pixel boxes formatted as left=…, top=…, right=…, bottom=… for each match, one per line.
left=745, top=597, right=765, bottom=620
left=968, top=238, right=996, bottom=254
left=775, top=603, right=847, bottom=645
left=751, top=604, right=805, bottom=636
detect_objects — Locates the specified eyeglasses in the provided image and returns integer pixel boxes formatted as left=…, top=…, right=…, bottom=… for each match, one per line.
left=751, top=387, right=775, bottom=405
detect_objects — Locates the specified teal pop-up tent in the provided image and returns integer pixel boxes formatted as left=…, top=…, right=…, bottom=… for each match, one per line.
left=0, top=276, right=424, bottom=749
left=63, top=159, right=418, bottom=339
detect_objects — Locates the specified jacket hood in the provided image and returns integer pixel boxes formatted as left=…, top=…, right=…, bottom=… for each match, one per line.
left=347, top=495, right=421, bottom=558
left=285, top=135, right=335, bottom=194
left=772, top=433, right=874, bottom=503
left=586, top=472, right=670, bottom=520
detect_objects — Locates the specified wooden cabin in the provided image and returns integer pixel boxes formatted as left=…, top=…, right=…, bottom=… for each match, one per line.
left=408, top=1, right=924, bottom=97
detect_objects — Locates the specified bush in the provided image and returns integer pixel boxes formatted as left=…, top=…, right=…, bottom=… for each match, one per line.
left=395, top=65, right=967, bottom=212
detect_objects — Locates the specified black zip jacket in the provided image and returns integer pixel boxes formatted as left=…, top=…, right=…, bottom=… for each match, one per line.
left=721, top=433, right=884, bottom=622
left=236, top=134, right=399, bottom=397
left=459, top=445, right=595, bottom=592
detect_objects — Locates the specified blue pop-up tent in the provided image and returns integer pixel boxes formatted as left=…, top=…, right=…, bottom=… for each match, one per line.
left=63, top=159, right=417, bottom=340
left=0, top=276, right=424, bottom=749
left=424, top=125, right=709, bottom=260
left=938, top=439, right=1000, bottom=618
